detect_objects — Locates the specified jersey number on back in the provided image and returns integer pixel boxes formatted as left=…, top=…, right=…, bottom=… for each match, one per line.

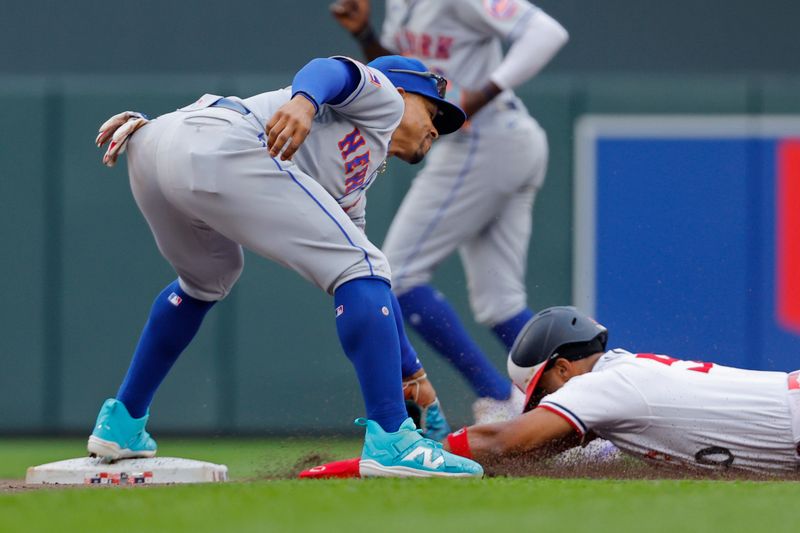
left=635, top=353, right=714, bottom=374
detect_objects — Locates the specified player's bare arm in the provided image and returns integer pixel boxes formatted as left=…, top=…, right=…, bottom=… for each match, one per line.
left=330, top=0, right=393, bottom=61
left=446, top=408, right=579, bottom=473
left=299, top=391, right=579, bottom=479
left=265, top=95, right=316, bottom=161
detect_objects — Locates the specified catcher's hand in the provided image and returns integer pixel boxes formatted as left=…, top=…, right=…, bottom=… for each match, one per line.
left=95, top=111, right=149, bottom=167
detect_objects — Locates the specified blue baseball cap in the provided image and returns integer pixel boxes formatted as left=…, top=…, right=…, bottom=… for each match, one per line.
left=368, top=56, right=466, bottom=135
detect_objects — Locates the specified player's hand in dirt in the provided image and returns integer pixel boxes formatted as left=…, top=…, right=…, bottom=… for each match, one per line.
left=330, top=0, right=371, bottom=35
left=266, top=95, right=316, bottom=161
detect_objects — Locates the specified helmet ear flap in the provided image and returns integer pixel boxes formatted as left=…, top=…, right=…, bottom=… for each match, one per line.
left=506, top=306, right=608, bottom=406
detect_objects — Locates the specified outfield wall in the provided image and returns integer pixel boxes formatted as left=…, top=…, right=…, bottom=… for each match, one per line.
left=3, top=0, right=799, bottom=76
left=2, top=74, right=799, bottom=434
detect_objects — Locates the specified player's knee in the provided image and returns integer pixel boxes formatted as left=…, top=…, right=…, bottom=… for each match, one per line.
left=330, top=249, right=392, bottom=294
left=177, top=252, right=244, bottom=301
left=216, top=254, right=244, bottom=298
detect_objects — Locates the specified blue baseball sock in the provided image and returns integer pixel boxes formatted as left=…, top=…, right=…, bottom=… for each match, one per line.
left=117, top=280, right=215, bottom=418
left=491, top=308, right=535, bottom=351
left=390, top=292, right=423, bottom=378
left=397, top=284, right=511, bottom=400
left=334, top=278, right=407, bottom=433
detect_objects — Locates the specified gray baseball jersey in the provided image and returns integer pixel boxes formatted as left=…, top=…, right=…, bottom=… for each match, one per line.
left=381, top=0, right=538, bottom=115
left=379, top=0, right=549, bottom=325
left=126, top=58, right=403, bottom=300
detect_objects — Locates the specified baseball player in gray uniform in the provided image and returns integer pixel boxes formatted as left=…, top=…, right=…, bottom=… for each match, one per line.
left=331, top=0, right=569, bottom=423
left=88, top=55, right=482, bottom=478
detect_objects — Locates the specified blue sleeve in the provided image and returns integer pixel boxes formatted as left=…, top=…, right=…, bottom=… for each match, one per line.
left=291, top=58, right=361, bottom=113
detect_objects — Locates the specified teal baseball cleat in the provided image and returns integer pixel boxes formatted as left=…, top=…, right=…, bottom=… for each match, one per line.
left=87, top=398, right=157, bottom=461
left=357, top=417, right=483, bottom=478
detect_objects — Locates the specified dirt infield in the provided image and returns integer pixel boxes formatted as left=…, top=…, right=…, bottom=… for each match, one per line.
left=0, top=480, right=48, bottom=493
left=282, top=451, right=800, bottom=482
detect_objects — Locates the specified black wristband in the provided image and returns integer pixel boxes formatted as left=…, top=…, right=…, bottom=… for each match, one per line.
left=354, top=25, right=377, bottom=44
left=480, top=82, right=501, bottom=102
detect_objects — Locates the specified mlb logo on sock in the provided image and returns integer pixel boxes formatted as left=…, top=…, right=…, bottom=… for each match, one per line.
left=168, top=292, right=182, bottom=307
left=335, top=305, right=344, bottom=317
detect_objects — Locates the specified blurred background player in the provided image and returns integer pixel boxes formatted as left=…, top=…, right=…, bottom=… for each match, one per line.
left=330, top=0, right=569, bottom=423
left=88, top=55, right=482, bottom=478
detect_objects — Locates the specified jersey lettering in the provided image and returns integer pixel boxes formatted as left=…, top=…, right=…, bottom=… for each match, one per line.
left=395, top=31, right=453, bottom=60
left=344, top=152, right=370, bottom=174
left=337, top=128, right=371, bottom=194
left=344, top=166, right=369, bottom=193
left=434, top=36, right=454, bottom=59
left=338, top=127, right=366, bottom=159
left=636, top=353, right=714, bottom=374
left=420, top=33, right=433, bottom=58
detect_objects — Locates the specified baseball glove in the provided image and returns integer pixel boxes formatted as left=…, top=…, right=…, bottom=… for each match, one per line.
left=95, top=111, right=149, bottom=167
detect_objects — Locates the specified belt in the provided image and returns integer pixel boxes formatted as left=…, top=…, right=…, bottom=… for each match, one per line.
left=210, top=97, right=251, bottom=115
left=496, top=98, right=519, bottom=111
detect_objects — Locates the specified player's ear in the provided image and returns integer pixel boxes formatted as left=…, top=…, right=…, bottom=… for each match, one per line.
left=395, top=87, right=407, bottom=96
left=553, top=358, right=570, bottom=379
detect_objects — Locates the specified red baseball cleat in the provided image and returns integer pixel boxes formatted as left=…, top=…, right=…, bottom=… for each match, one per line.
left=298, top=457, right=361, bottom=479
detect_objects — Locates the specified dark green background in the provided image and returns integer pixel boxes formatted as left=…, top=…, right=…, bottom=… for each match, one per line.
left=1, top=1, right=798, bottom=434
left=2, top=1, right=798, bottom=75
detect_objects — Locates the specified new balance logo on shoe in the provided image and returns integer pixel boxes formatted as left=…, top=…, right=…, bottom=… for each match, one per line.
left=405, top=447, right=445, bottom=469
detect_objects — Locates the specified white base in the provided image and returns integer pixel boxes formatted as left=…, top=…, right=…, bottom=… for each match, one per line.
left=25, top=457, right=228, bottom=486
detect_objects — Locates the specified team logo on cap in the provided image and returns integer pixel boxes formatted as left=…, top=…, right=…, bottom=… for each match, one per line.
left=483, top=0, right=518, bottom=19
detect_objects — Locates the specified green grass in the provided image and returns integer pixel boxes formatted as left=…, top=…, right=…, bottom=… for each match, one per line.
left=2, top=439, right=800, bottom=532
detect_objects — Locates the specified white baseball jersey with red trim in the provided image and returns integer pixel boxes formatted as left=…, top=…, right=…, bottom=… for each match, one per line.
left=538, top=349, right=800, bottom=473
